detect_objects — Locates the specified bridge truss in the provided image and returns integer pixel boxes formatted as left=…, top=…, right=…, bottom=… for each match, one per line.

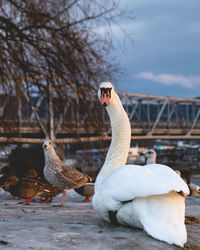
left=0, top=90, right=200, bottom=143
left=119, top=91, right=200, bottom=140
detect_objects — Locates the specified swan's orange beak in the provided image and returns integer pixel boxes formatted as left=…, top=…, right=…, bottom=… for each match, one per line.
left=101, top=93, right=110, bottom=106
left=100, top=88, right=112, bottom=106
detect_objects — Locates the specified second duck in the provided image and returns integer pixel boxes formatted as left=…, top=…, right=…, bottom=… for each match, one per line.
left=43, top=140, right=92, bottom=193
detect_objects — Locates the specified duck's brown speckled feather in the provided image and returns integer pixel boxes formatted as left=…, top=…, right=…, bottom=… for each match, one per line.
left=8, top=169, right=45, bottom=199
left=59, top=165, right=92, bottom=189
left=21, top=169, right=63, bottom=199
left=43, top=140, right=93, bottom=190
left=50, top=164, right=92, bottom=190
left=40, top=184, right=63, bottom=198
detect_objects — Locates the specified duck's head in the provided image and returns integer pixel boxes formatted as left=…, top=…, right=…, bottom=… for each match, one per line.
left=98, top=82, right=116, bottom=107
left=0, top=175, right=18, bottom=188
left=43, top=139, right=54, bottom=151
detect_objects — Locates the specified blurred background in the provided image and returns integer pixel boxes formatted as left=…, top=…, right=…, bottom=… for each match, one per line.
left=0, top=0, right=199, bottom=180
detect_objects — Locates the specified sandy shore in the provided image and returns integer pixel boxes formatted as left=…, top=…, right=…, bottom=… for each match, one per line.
left=0, top=190, right=199, bottom=250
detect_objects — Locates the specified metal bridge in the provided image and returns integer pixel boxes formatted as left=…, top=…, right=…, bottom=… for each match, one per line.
left=119, top=91, right=200, bottom=140
left=0, top=90, right=200, bottom=143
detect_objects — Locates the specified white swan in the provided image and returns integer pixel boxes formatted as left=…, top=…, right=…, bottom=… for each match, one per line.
left=92, top=82, right=190, bottom=247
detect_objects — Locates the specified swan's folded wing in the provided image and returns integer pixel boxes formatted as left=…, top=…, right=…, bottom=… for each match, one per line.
left=146, top=163, right=189, bottom=195
left=93, top=164, right=189, bottom=215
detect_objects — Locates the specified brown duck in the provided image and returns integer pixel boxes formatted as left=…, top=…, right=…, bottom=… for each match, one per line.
left=43, top=140, right=92, bottom=198
left=74, top=168, right=94, bottom=202
left=0, top=168, right=63, bottom=205
left=0, top=169, right=43, bottom=204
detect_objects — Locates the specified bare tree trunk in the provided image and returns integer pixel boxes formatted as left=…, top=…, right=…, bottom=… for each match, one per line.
left=76, top=85, right=80, bottom=137
left=49, top=82, right=55, bottom=141
left=16, top=81, right=22, bottom=137
left=22, top=86, right=49, bottom=138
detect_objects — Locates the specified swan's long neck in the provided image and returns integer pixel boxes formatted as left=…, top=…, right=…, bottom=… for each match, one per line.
left=95, top=95, right=131, bottom=191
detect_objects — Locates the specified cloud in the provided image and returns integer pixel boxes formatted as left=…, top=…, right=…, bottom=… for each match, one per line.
left=134, top=72, right=200, bottom=89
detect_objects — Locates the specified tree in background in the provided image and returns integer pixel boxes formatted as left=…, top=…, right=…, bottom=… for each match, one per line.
left=0, top=0, right=128, bottom=141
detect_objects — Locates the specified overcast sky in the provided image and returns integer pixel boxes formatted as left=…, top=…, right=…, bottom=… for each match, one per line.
left=113, top=0, right=200, bottom=98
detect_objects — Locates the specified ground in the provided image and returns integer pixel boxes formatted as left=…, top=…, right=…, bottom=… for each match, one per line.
left=0, top=190, right=200, bottom=250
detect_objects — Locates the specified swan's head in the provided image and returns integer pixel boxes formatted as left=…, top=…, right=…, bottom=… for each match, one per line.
left=144, top=149, right=156, bottom=164
left=43, top=139, right=54, bottom=151
left=98, top=82, right=116, bottom=107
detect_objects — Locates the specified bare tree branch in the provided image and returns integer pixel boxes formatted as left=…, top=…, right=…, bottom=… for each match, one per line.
left=0, top=0, right=130, bottom=140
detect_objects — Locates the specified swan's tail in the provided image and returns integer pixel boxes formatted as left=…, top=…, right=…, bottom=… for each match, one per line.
left=117, top=191, right=187, bottom=247
left=140, top=192, right=187, bottom=247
